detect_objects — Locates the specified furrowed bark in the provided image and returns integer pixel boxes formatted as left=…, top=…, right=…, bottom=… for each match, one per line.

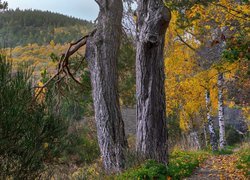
left=85, top=0, right=127, bottom=172
left=218, top=72, right=226, bottom=149
left=205, top=89, right=218, bottom=152
left=136, top=0, right=171, bottom=164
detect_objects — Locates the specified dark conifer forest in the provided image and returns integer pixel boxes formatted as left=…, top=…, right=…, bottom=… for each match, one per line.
left=0, top=9, right=93, bottom=47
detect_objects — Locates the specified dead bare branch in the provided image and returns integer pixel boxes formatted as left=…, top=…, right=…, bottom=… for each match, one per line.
left=33, top=29, right=97, bottom=101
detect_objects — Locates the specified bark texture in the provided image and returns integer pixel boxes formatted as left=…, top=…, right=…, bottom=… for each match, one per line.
left=136, top=0, right=171, bottom=164
left=205, top=90, right=218, bottom=152
left=85, top=0, right=127, bottom=172
left=203, top=123, right=208, bottom=148
left=218, top=72, right=226, bottom=149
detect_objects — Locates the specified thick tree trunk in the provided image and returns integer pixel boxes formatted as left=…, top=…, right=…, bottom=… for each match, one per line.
left=136, top=0, right=171, bottom=164
left=205, top=90, right=218, bottom=151
left=218, top=72, right=226, bottom=149
left=85, top=0, right=127, bottom=172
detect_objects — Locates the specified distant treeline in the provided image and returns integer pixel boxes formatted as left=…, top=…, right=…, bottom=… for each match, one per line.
left=0, top=9, right=94, bottom=47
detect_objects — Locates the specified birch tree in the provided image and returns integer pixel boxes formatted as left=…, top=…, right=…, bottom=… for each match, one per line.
left=205, top=89, right=218, bottom=151
left=218, top=72, right=226, bottom=149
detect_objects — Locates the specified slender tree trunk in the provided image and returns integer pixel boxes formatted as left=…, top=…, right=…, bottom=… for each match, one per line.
left=218, top=72, right=226, bottom=149
left=85, top=0, right=127, bottom=172
left=189, top=131, right=201, bottom=150
left=203, top=123, right=208, bottom=148
left=205, top=89, right=218, bottom=151
left=136, top=0, right=171, bottom=164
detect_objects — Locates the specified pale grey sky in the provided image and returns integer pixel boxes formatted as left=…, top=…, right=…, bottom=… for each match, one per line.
left=6, top=0, right=99, bottom=21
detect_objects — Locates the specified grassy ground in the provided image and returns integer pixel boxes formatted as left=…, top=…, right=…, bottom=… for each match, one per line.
left=116, top=150, right=210, bottom=180
left=115, top=145, right=249, bottom=180
left=235, top=143, right=250, bottom=177
left=70, top=144, right=249, bottom=180
left=186, top=144, right=249, bottom=179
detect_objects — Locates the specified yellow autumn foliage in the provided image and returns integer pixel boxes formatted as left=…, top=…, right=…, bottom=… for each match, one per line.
left=164, top=3, right=249, bottom=131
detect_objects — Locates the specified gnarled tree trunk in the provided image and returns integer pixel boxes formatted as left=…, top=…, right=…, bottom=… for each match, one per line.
left=218, top=72, right=226, bottom=149
left=85, top=0, right=127, bottom=172
left=205, top=89, right=218, bottom=151
left=136, top=0, right=171, bottom=164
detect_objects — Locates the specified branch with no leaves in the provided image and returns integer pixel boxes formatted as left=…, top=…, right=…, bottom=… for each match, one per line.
left=33, top=29, right=96, bottom=101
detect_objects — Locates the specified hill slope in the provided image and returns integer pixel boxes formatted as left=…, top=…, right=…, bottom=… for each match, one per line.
left=0, top=9, right=94, bottom=47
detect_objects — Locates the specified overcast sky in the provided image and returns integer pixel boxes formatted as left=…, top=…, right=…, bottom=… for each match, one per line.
left=6, top=0, right=99, bottom=21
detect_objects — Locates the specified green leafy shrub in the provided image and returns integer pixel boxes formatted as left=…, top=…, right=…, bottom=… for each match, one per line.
left=62, top=126, right=100, bottom=164
left=118, top=150, right=209, bottom=180
left=225, top=126, right=243, bottom=146
left=213, top=145, right=234, bottom=155
left=0, top=55, right=68, bottom=179
left=168, top=150, right=209, bottom=179
left=119, top=160, right=168, bottom=180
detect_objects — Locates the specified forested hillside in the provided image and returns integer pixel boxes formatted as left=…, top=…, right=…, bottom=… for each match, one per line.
left=1, top=9, right=94, bottom=80
left=0, top=9, right=93, bottom=47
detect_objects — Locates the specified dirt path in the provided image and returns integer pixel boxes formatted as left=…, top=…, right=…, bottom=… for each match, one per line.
left=185, top=154, right=247, bottom=180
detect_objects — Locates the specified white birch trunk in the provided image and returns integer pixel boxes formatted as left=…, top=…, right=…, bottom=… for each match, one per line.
left=218, top=72, right=226, bottom=149
left=205, top=89, right=218, bottom=151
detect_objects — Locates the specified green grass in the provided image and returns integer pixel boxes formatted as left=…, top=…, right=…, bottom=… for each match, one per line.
left=236, top=144, right=250, bottom=177
left=117, top=160, right=168, bottom=180
left=213, top=145, right=235, bottom=155
left=117, top=150, right=210, bottom=180
left=168, top=150, right=209, bottom=179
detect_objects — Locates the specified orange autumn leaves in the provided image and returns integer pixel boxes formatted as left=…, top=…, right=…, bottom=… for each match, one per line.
left=198, top=155, right=247, bottom=179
